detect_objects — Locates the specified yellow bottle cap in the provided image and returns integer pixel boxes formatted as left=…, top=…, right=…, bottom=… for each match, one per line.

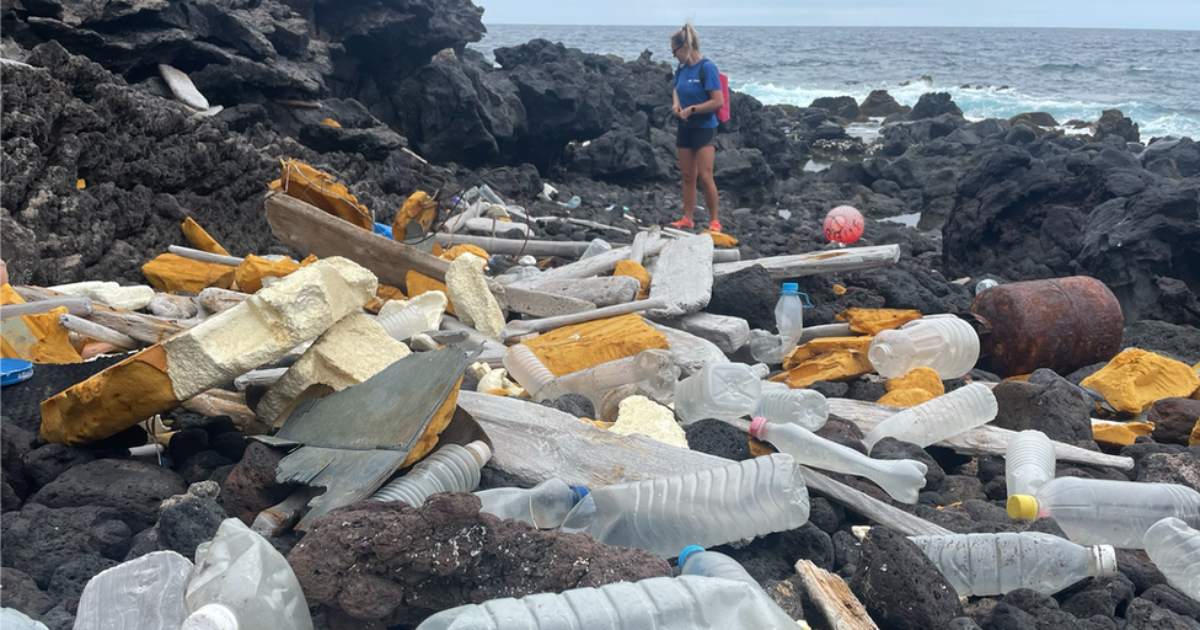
left=1007, top=495, right=1038, bottom=520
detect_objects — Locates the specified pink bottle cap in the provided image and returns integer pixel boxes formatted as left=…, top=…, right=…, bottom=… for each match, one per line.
left=749, top=416, right=768, bottom=438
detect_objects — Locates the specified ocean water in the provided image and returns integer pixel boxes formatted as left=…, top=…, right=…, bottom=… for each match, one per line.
left=470, top=26, right=1200, bottom=140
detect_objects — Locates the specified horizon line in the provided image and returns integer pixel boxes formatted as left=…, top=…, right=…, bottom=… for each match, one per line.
left=482, top=23, right=1200, bottom=33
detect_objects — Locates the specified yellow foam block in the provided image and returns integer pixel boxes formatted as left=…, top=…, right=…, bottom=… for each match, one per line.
left=1093, top=421, right=1155, bottom=447
left=1080, top=349, right=1200, bottom=415
left=235, top=255, right=302, bottom=294
left=784, top=336, right=873, bottom=370
left=440, top=244, right=489, bottom=262
left=142, top=253, right=235, bottom=294
left=772, top=349, right=874, bottom=389
left=268, top=159, right=372, bottom=231
left=181, top=217, right=231, bottom=256
left=393, top=191, right=439, bottom=238
left=1, top=286, right=82, bottom=364
left=836, top=308, right=923, bottom=335
left=886, top=367, right=945, bottom=395
left=405, top=271, right=456, bottom=316
left=614, top=260, right=652, bottom=300
left=877, top=388, right=937, bottom=407
left=522, top=313, right=669, bottom=377
left=700, top=230, right=738, bottom=248
left=402, top=376, right=463, bottom=467
left=320, top=118, right=341, bottom=127
left=364, top=284, right=407, bottom=314
left=1190, top=419, right=1200, bottom=446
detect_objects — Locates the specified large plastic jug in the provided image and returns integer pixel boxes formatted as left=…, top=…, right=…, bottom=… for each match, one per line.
left=1143, top=517, right=1200, bottom=602
left=75, top=551, right=193, bottom=630
left=371, top=441, right=491, bottom=506
left=673, top=362, right=762, bottom=424
left=862, top=382, right=997, bottom=452
left=475, top=479, right=589, bottom=529
left=868, top=315, right=979, bottom=379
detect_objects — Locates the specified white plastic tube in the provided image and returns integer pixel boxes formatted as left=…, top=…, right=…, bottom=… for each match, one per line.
left=371, top=442, right=492, bottom=506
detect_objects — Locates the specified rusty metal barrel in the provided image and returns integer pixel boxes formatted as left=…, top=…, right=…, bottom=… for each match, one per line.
left=963, top=276, right=1124, bottom=378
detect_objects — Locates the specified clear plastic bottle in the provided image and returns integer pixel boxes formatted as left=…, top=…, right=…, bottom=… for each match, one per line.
left=1, top=608, right=48, bottom=630
left=414, top=575, right=799, bottom=630
left=475, top=479, right=589, bottom=529
left=750, top=417, right=928, bottom=504
left=580, top=238, right=612, bottom=259
left=558, top=195, right=582, bottom=209
left=1007, top=476, right=1200, bottom=548
left=775, top=283, right=805, bottom=358
left=673, top=362, right=763, bottom=425
left=1143, top=517, right=1200, bottom=601
left=747, top=330, right=785, bottom=364
left=908, top=532, right=1117, bottom=597
left=862, top=382, right=997, bottom=453
left=867, top=314, right=980, bottom=379
left=478, top=184, right=505, bottom=206
left=1006, top=430, right=1056, bottom=498
left=554, top=349, right=680, bottom=406
left=503, top=345, right=562, bottom=401
left=754, top=388, right=829, bottom=431
left=376, top=304, right=429, bottom=341
left=678, top=546, right=759, bottom=587
left=75, top=551, right=193, bottom=630
left=371, top=441, right=492, bottom=506
left=183, top=518, right=312, bottom=630
left=558, top=454, right=809, bottom=558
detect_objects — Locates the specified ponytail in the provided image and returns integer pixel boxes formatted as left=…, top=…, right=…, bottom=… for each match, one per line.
left=671, top=22, right=701, bottom=54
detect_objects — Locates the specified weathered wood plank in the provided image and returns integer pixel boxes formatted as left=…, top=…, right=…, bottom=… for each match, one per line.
left=13, top=286, right=187, bottom=344
left=796, top=559, right=881, bottom=630
left=713, top=244, right=901, bottom=279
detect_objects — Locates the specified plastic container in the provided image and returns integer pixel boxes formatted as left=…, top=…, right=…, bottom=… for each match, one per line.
left=475, top=479, right=589, bottom=529
left=754, top=388, right=829, bottom=431
left=862, top=382, right=997, bottom=453
left=1007, top=476, right=1200, bottom=549
left=1, top=608, right=48, bottom=630
left=376, top=304, right=430, bottom=341
left=75, top=551, right=194, bottom=630
left=503, top=345, right=561, bottom=401
left=678, top=546, right=759, bottom=587
left=555, top=349, right=680, bottom=406
left=580, top=238, right=612, bottom=259
left=775, top=283, right=805, bottom=358
left=867, top=315, right=980, bottom=379
left=747, top=330, right=785, bottom=365
left=479, top=184, right=505, bottom=206
left=558, top=454, right=809, bottom=558
left=908, top=532, right=1117, bottom=597
left=558, top=195, right=582, bottom=209
left=1143, top=517, right=1200, bottom=601
left=750, top=417, right=928, bottom=504
left=673, top=362, right=763, bottom=425
left=183, top=518, right=312, bottom=630
left=1006, top=430, right=1056, bottom=498
left=371, top=441, right=492, bottom=506
left=414, top=574, right=798, bottom=630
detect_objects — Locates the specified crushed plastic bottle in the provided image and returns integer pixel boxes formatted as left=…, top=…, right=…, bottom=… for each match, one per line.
left=1006, top=430, right=1056, bottom=498
left=867, top=314, right=980, bottom=379
left=753, top=388, right=829, bottom=431
left=908, top=532, right=1118, bottom=596
left=749, top=417, right=927, bottom=504
left=478, top=184, right=505, bottom=206
left=673, top=362, right=762, bottom=425
left=558, top=454, right=809, bottom=558
left=74, top=551, right=194, bottom=630
left=475, top=479, right=589, bottom=529
left=580, top=238, right=612, bottom=259
left=774, top=283, right=805, bottom=358
left=678, top=546, right=759, bottom=587
left=747, top=330, right=786, bottom=364
left=557, top=195, right=581, bottom=209
left=414, top=575, right=799, bottom=630
left=1008, top=476, right=1200, bottom=548
left=862, top=382, right=997, bottom=453
left=1143, top=517, right=1200, bottom=602
left=371, top=441, right=492, bottom=506
left=183, top=518, right=312, bottom=630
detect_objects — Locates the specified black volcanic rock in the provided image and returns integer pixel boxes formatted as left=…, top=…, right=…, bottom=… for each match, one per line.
left=849, top=527, right=964, bottom=629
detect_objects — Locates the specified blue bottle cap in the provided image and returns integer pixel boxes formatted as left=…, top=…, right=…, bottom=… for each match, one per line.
left=781, top=282, right=800, bottom=295
left=0, top=358, right=34, bottom=387
left=678, top=545, right=705, bottom=567
left=570, top=486, right=589, bottom=501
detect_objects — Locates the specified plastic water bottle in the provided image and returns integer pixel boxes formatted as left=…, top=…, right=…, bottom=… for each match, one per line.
left=183, top=518, right=312, bottom=630
left=580, top=238, right=612, bottom=259
left=558, top=454, right=809, bottom=558
left=976, top=278, right=999, bottom=294
left=371, top=441, right=492, bottom=506
left=750, top=417, right=928, bottom=504
left=775, top=283, right=805, bottom=358
left=475, top=479, right=589, bottom=529
left=678, top=546, right=759, bottom=587
left=862, top=382, right=997, bottom=453
left=554, top=349, right=680, bottom=406
left=415, top=575, right=798, bottom=630
left=74, top=551, right=193, bottom=630
left=754, top=388, right=829, bottom=431
left=558, top=195, right=581, bottom=209
left=503, top=345, right=562, bottom=401
left=1143, top=517, right=1200, bottom=601
left=673, top=363, right=763, bottom=425
left=376, top=304, right=430, bottom=341
left=479, top=184, right=505, bottom=206
left=908, top=532, right=1118, bottom=597
left=867, top=315, right=980, bottom=379
left=1006, top=430, right=1056, bottom=498
left=1007, top=476, right=1200, bottom=549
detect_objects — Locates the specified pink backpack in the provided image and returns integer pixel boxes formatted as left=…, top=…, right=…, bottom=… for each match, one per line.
left=699, top=59, right=731, bottom=124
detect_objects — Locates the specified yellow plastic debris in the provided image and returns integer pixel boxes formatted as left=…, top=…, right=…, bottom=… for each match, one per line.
left=521, top=313, right=670, bottom=377
left=784, top=336, right=873, bottom=370
left=1, top=285, right=82, bottom=364
left=76, top=179, right=85, bottom=190
left=772, top=349, right=875, bottom=389
left=440, top=244, right=490, bottom=262
left=878, top=367, right=944, bottom=407
left=613, top=260, right=652, bottom=300
left=234, top=255, right=302, bottom=294
left=319, top=118, right=341, bottom=128
left=181, top=217, right=231, bottom=256
left=141, top=253, right=235, bottom=294
left=405, top=270, right=456, bottom=316
left=268, top=159, right=372, bottom=231
left=1080, top=349, right=1200, bottom=415
left=1093, top=421, right=1155, bottom=447
left=832, top=284, right=847, bottom=296
left=392, top=191, right=439, bottom=238
left=836, top=308, right=923, bottom=335
left=878, top=388, right=937, bottom=407
left=700, top=230, right=738, bottom=248
left=402, top=376, right=463, bottom=467
left=1190, top=420, right=1200, bottom=446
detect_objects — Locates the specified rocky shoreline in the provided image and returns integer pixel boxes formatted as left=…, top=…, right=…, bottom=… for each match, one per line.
left=3, top=1, right=1200, bottom=629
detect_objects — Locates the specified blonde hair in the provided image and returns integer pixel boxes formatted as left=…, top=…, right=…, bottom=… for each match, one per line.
left=671, top=22, right=700, bottom=54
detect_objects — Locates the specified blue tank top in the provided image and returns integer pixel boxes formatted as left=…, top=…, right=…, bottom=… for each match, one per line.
left=675, top=59, right=721, bottom=129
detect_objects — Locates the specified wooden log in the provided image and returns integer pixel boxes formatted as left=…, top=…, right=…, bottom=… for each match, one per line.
left=0, top=297, right=93, bottom=319
left=828, top=398, right=1134, bottom=470
left=796, top=559, right=881, bottom=630
left=59, top=314, right=139, bottom=349
left=198, top=288, right=250, bottom=316
left=520, top=277, right=640, bottom=308
left=713, top=244, right=902, bottom=279
left=183, top=389, right=268, bottom=435
left=13, top=286, right=187, bottom=344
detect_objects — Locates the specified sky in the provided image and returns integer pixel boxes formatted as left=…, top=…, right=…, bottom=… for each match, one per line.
left=477, top=1, right=1200, bottom=30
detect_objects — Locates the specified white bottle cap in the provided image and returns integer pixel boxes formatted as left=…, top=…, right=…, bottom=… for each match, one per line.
left=465, top=441, right=492, bottom=466
left=182, top=603, right=239, bottom=630
left=1090, top=545, right=1118, bottom=577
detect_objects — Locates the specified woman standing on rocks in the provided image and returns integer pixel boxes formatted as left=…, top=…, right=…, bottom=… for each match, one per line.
left=669, top=22, right=725, bottom=233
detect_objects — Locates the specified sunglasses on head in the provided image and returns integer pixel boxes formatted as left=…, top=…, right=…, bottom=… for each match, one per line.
left=672, top=44, right=684, bottom=54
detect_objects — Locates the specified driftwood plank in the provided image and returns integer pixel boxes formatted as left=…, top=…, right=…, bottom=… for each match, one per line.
left=795, top=559, right=880, bottom=630
left=13, top=286, right=187, bottom=344
left=828, top=398, right=1134, bottom=470
left=712, top=244, right=901, bottom=279
left=0, top=297, right=93, bottom=319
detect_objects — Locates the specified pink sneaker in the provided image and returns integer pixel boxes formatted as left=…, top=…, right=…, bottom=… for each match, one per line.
left=670, top=217, right=695, bottom=229
left=708, top=220, right=722, bottom=233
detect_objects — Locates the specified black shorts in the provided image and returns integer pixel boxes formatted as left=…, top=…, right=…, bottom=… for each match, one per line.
left=676, top=125, right=717, bottom=150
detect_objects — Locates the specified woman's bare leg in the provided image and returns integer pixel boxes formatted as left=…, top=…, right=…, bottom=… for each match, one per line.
left=677, top=146, right=697, bottom=221
left=694, top=145, right=718, bottom=224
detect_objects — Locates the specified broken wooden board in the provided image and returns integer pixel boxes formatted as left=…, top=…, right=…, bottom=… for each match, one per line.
left=828, top=398, right=1134, bottom=470
left=645, top=234, right=714, bottom=319
left=712, top=244, right=901, bottom=279
left=796, top=559, right=881, bottom=630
